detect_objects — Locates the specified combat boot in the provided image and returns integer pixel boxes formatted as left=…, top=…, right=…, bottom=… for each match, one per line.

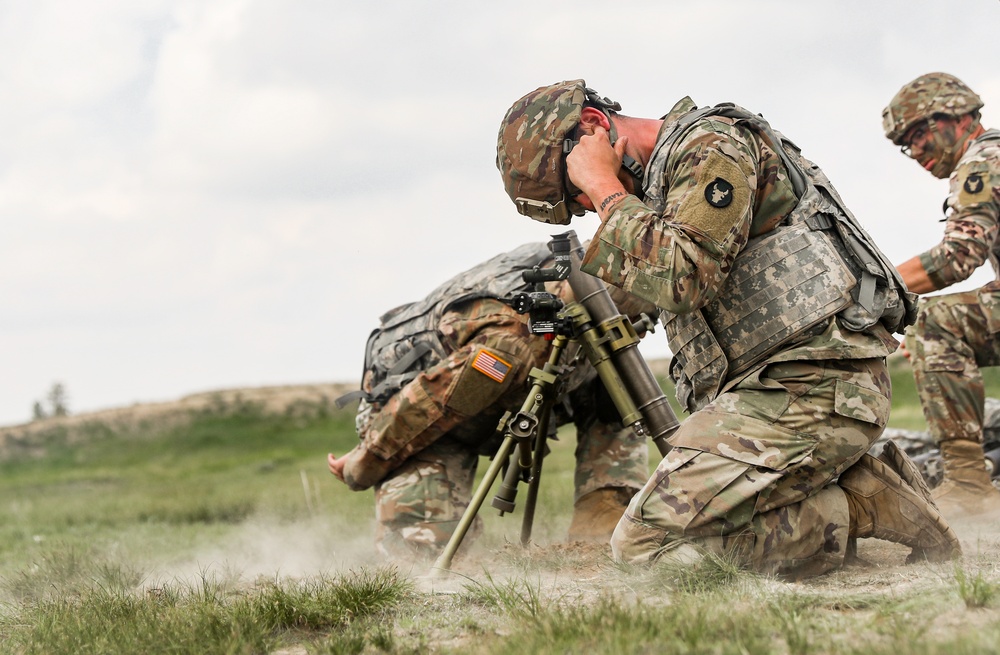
left=840, top=442, right=961, bottom=563
left=567, top=487, right=633, bottom=542
left=932, top=439, right=1000, bottom=519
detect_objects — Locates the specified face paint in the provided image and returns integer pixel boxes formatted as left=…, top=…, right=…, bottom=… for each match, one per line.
left=928, top=119, right=971, bottom=179
left=903, top=118, right=967, bottom=179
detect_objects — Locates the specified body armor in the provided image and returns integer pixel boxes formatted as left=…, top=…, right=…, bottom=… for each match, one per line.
left=649, top=105, right=916, bottom=411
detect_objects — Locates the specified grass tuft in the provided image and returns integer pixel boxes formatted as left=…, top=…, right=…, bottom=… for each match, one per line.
left=955, top=565, right=998, bottom=609
left=616, top=546, right=758, bottom=596
left=460, top=571, right=550, bottom=619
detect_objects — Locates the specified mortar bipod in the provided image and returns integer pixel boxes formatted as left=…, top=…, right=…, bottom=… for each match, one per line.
left=429, top=333, right=570, bottom=576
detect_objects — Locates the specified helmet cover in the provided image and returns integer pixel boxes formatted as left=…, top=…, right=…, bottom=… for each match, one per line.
left=882, top=72, right=983, bottom=145
left=496, top=79, right=590, bottom=224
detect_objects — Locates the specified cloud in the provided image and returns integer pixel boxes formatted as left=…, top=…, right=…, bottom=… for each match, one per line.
left=2, top=0, right=999, bottom=424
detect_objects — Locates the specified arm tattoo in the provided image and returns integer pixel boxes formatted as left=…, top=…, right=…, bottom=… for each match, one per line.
left=599, top=192, right=626, bottom=212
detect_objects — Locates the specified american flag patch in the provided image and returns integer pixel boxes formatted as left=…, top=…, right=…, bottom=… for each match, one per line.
left=471, top=349, right=511, bottom=383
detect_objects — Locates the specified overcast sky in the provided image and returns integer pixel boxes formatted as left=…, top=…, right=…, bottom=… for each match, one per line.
left=2, top=0, right=998, bottom=426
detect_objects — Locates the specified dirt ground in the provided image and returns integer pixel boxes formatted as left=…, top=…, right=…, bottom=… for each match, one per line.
left=419, top=518, right=1000, bottom=593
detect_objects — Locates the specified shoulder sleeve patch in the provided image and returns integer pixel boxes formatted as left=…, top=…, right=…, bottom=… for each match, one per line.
left=676, top=150, right=751, bottom=245
left=705, top=177, right=735, bottom=207
left=956, top=164, right=993, bottom=206
left=446, top=346, right=519, bottom=416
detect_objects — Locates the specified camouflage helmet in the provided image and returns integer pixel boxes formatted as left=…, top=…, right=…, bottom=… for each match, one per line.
left=496, top=80, right=623, bottom=224
left=882, top=72, right=983, bottom=145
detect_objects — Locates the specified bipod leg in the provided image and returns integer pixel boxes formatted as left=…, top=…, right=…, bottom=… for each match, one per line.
left=429, top=435, right=517, bottom=577
left=519, top=402, right=552, bottom=545
left=492, top=435, right=532, bottom=514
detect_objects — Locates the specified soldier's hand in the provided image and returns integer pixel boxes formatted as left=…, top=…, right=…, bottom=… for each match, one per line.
left=327, top=452, right=347, bottom=482
left=566, top=126, right=628, bottom=208
left=898, top=339, right=911, bottom=360
left=328, top=445, right=391, bottom=491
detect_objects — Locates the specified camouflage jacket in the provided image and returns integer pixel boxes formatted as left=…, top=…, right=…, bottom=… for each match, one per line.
left=581, top=98, right=899, bottom=411
left=918, top=129, right=1000, bottom=289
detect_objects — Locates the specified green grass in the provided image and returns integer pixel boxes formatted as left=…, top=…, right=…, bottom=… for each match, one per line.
left=955, top=565, right=999, bottom=609
left=447, top=556, right=1000, bottom=655
left=2, top=567, right=410, bottom=655
left=3, top=368, right=1000, bottom=653
left=0, top=400, right=366, bottom=583
left=886, top=351, right=1000, bottom=431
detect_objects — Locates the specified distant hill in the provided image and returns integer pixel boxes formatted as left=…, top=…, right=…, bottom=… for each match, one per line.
left=0, top=383, right=357, bottom=460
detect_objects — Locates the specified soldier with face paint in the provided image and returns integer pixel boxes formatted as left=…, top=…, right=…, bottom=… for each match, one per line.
left=497, top=80, right=960, bottom=579
left=884, top=72, right=1000, bottom=518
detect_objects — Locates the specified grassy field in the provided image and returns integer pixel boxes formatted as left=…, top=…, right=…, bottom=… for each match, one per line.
left=3, top=357, right=1000, bottom=653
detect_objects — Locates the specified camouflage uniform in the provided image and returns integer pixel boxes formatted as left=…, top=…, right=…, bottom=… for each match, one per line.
left=883, top=72, right=1000, bottom=516
left=906, top=133, right=1000, bottom=446
left=494, top=83, right=960, bottom=578
left=910, top=130, right=1000, bottom=441
left=338, top=250, right=650, bottom=561
left=582, top=99, right=904, bottom=577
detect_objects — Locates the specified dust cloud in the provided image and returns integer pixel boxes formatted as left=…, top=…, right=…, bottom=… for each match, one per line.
left=142, top=515, right=383, bottom=588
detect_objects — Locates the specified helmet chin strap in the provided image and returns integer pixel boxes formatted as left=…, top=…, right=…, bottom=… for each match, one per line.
left=603, top=112, right=646, bottom=198
left=925, top=117, right=978, bottom=179
left=925, top=119, right=953, bottom=178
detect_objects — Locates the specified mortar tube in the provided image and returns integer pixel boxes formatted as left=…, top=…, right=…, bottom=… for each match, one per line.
left=562, top=231, right=679, bottom=455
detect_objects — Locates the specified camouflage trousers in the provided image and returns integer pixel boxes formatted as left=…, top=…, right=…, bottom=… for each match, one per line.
left=373, top=420, right=648, bottom=561
left=611, top=358, right=891, bottom=579
left=909, top=288, right=1000, bottom=444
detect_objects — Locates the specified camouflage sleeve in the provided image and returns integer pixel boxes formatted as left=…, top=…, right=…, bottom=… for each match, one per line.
left=341, top=301, right=547, bottom=490
left=918, top=149, right=999, bottom=289
left=546, top=275, right=659, bottom=324
left=579, top=119, right=757, bottom=313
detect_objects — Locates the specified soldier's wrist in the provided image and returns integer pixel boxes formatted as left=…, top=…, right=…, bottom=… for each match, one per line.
left=342, top=444, right=394, bottom=491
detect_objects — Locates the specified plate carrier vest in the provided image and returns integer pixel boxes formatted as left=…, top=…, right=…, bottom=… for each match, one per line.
left=646, top=104, right=917, bottom=412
